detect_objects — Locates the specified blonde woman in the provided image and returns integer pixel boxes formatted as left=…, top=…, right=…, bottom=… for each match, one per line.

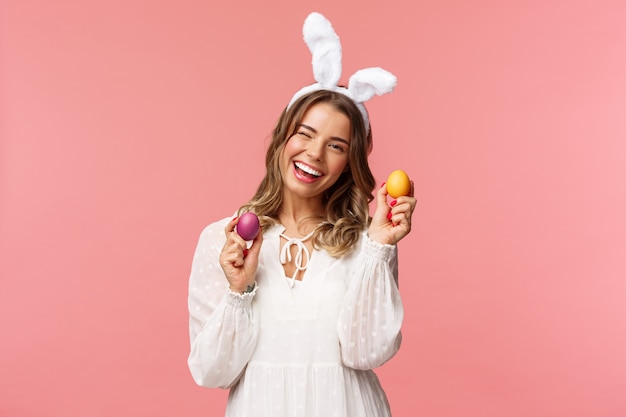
left=187, top=13, right=417, bottom=417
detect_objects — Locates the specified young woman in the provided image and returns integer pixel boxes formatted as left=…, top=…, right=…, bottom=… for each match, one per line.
left=187, top=12, right=417, bottom=417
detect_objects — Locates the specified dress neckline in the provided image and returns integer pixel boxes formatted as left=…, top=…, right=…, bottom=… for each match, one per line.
left=279, top=230, right=314, bottom=287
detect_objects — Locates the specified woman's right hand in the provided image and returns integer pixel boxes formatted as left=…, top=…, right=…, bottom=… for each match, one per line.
left=219, top=217, right=263, bottom=293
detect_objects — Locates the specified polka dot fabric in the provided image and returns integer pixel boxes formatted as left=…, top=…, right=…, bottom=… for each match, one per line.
left=187, top=217, right=404, bottom=417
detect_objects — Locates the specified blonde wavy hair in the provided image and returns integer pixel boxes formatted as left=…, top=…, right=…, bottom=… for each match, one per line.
left=239, top=90, right=376, bottom=257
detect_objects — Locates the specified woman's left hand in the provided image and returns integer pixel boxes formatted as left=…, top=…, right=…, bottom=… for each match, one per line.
left=368, top=182, right=417, bottom=245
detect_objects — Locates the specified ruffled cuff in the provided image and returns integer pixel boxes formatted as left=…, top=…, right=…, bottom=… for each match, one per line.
left=363, top=235, right=397, bottom=261
left=224, top=283, right=257, bottom=308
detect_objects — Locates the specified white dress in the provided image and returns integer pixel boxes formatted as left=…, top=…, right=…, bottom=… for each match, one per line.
left=187, top=217, right=404, bottom=417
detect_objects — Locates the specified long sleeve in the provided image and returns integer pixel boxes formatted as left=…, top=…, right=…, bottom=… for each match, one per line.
left=336, top=234, right=403, bottom=370
left=187, top=220, right=260, bottom=388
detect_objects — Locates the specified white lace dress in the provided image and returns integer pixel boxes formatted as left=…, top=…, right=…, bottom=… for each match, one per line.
left=187, top=217, right=404, bottom=417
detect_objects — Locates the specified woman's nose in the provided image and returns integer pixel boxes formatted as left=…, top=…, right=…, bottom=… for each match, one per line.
left=306, top=139, right=324, bottom=161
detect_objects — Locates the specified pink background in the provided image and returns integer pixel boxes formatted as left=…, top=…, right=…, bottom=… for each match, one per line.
left=2, top=0, right=626, bottom=416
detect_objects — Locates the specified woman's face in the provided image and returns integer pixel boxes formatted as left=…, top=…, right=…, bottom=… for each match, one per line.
left=279, top=102, right=351, bottom=203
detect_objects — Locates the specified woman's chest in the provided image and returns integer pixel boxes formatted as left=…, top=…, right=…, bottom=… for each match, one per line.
left=254, top=239, right=353, bottom=320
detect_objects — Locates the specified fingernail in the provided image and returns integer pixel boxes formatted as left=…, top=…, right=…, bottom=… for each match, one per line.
left=381, top=182, right=386, bottom=188
left=387, top=212, right=392, bottom=221
left=233, top=216, right=239, bottom=222
left=390, top=200, right=397, bottom=207
left=243, top=249, right=248, bottom=257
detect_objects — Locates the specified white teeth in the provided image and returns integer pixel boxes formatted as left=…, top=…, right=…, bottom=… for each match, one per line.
left=295, top=162, right=322, bottom=177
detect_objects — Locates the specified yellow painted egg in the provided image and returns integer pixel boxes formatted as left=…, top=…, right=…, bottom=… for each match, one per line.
left=386, top=170, right=411, bottom=198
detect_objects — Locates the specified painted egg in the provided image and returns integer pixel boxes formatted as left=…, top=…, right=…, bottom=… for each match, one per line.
left=386, top=170, right=411, bottom=198
left=236, top=212, right=260, bottom=241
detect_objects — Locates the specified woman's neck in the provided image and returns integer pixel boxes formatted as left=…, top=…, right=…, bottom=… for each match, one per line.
left=278, top=196, right=325, bottom=236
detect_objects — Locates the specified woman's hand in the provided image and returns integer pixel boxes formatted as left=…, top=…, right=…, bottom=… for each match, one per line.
left=219, top=217, right=263, bottom=293
left=368, top=182, right=417, bottom=245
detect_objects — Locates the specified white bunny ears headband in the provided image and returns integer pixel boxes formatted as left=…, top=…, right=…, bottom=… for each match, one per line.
left=287, top=12, right=397, bottom=135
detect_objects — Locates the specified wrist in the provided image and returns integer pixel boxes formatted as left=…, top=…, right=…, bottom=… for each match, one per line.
left=229, top=282, right=256, bottom=294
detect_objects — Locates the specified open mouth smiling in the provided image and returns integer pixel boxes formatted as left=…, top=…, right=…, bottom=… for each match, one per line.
left=294, top=162, right=323, bottom=178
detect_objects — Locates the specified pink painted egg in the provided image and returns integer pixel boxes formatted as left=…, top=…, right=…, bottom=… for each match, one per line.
left=236, top=212, right=260, bottom=241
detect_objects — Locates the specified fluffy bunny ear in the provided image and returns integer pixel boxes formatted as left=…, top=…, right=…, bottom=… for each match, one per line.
left=287, top=12, right=397, bottom=135
left=347, top=68, right=397, bottom=103
left=303, top=12, right=342, bottom=88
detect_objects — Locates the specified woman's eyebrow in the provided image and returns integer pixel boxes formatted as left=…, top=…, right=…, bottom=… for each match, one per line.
left=299, top=123, right=350, bottom=145
left=299, top=123, right=317, bottom=133
left=332, top=136, right=350, bottom=146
